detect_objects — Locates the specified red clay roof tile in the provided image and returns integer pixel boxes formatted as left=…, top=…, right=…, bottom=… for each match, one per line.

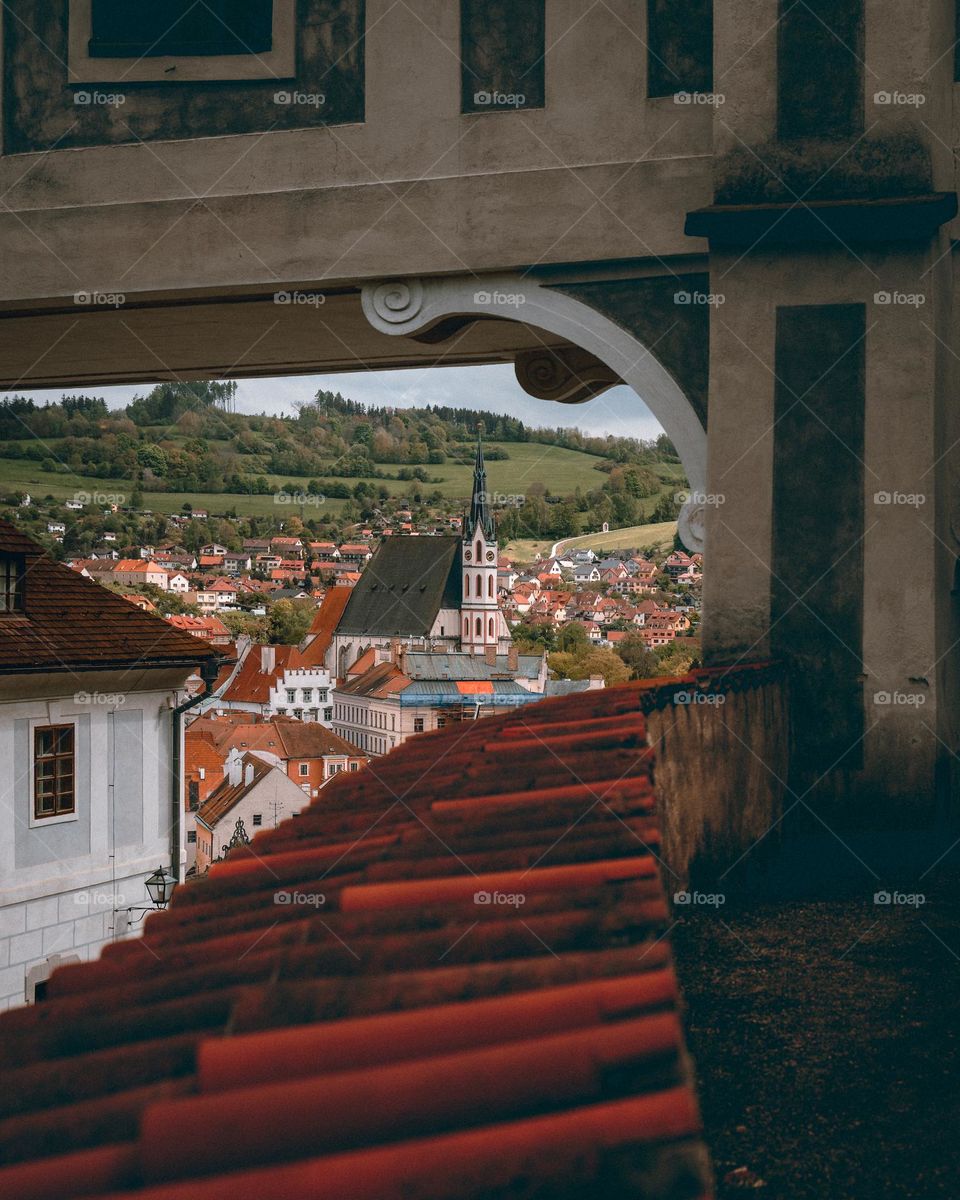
left=0, top=678, right=716, bottom=1199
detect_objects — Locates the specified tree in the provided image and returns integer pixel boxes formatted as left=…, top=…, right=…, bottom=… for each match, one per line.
left=136, top=444, right=167, bottom=475
left=547, top=652, right=578, bottom=679
left=268, top=598, right=314, bottom=645
left=556, top=623, right=589, bottom=655
left=568, top=649, right=631, bottom=687
left=221, top=611, right=270, bottom=642
left=511, top=621, right=556, bottom=652
left=616, top=632, right=662, bottom=680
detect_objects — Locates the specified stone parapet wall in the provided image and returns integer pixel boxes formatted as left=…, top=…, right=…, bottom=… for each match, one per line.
left=642, top=662, right=789, bottom=888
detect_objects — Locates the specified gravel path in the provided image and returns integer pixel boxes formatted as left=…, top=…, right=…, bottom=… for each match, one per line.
left=673, top=873, right=960, bottom=1199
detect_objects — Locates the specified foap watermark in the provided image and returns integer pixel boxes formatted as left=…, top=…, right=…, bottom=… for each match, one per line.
left=74, top=690, right=126, bottom=706
left=474, top=889, right=525, bottom=908
left=74, top=89, right=125, bottom=107
left=675, top=489, right=725, bottom=508
left=674, top=890, right=726, bottom=907
left=473, top=89, right=525, bottom=109
left=873, top=490, right=926, bottom=508
left=275, top=490, right=325, bottom=508
left=674, top=290, right=725, bottom=307
left=673, top=690, right=726, bottom=707
left=74, top=889, right=128, bottom=907
left=274, top=90, right=326, bottom=107
left=874, top=889, right=925, bottom=907
left=73, top=489, right=126, bottom=507
left=474, top=290, right=526, bottom=309
left=485, top=491, right=525, bottom=508
left=74, top=290, right=125, bottom=308
left=873, top=691, right=926, bottom=708
left=274, top=291, right=326, bottom=307
left=874, top=291, right=925, bottom=308
left=873, top=90, right=925, bottom=108
left=274, top=890, right=326, bottom=907
left=674, top=90, right=725, bottom=106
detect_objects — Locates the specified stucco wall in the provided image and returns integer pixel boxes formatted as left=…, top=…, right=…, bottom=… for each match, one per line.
left=3, top=0, right=366, bottom=153
left=0, top=679, right=180, bottom=1010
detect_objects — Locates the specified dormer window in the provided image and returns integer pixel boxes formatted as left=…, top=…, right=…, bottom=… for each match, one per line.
left=0, top=554, right=25, bottom=613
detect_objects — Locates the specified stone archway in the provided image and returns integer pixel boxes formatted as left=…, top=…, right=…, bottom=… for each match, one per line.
left=361, top=273, right=709, bottom=551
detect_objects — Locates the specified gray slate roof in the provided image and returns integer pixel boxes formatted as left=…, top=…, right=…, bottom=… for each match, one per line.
left=336, top=536, right=462, bottom=636
left=544, top=679, right=597, bottom=697
left=403, top=652, right=543, bottom=681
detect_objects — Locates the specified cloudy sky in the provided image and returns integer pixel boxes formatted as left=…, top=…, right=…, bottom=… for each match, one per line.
left=18, top=364, right=665, bottom=443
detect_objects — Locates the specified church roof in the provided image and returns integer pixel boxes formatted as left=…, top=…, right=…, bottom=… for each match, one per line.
left=336, top=537, right=462, bottom=637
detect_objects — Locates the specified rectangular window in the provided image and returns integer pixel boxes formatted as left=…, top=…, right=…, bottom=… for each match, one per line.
left=414, top=717, right=424, bottom=733
left=0, top=554, right=25, bottom=613
left=778, top=0, right=863, bottom=139
left=187, top=830, right=197, bottom=844
left=286, top=690, right=296, bottom=704
left=461, top=0, right=546, bottom=114
left=324, top=707, right=333, bottom=722
left=188, top=780, right=200, bottom=811
left=319, top=689, right=329, bottom=703
left=349, top=761, right=358, bottom=771
left=437, top=716, right=446, bottom=728
left=252, top=813, right=263, bottom=826
left=293, top=708, right=303, bottom=720
left=302, top=689, right=313, bottom=703
left=299, top=763, right=309, bottom=777
left=89, top=0, right=274, bottom=58
left=647, top=0, right=713, bottom=98
left=33, top=725, right=75, bottom=819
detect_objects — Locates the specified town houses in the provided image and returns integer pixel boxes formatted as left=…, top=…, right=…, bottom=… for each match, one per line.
left=184, top=713, right=368, bottom=871
left=503, top=548, right=702, bottom=651
left=30, top=434, right=702, bottom=860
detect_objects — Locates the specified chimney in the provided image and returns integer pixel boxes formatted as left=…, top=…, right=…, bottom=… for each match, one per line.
left=227, top=749, right=243, bottom=787
left=484, top=645, right=496, bottom=667
left=507, top=645, right=518, bottom=671
left=244, top=762, right=254, bottom=786
left=589, top=674, right=604, bottom=689
left=391, top=638, right=401, bottom=665
left=261, top=645, right=275, bottom=673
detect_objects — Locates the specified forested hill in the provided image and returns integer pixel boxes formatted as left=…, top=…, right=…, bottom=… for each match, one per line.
left=0, top=382, right=681, bottom=497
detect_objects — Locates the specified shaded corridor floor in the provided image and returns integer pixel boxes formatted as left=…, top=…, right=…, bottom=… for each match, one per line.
left=673, top=872, right=960, bottom=1199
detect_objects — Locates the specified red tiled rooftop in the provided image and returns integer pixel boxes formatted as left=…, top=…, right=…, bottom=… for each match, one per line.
left=0, top=521, right=218, bottom=674
left=0, top=679, right=717, bottom=1199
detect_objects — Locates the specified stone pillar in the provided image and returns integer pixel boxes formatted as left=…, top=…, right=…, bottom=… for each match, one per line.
left=695, top=0, right=960, bottom=827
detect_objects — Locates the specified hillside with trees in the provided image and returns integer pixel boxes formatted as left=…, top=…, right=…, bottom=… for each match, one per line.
left=0, top=382, right=686, bottom=551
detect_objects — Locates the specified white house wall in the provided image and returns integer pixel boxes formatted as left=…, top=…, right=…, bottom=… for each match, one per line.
left=0, top=679, right=180, bottom=1010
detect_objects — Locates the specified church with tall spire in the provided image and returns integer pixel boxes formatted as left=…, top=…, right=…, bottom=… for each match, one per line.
left=323, top=426, right=512, bottom=676
left=460, top=426, right=509, bottom=655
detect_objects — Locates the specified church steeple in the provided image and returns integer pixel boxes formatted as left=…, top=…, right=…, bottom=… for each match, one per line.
left=460, top=423, right=503, bottom=655
left=465, top=425, right=496, bottom=541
